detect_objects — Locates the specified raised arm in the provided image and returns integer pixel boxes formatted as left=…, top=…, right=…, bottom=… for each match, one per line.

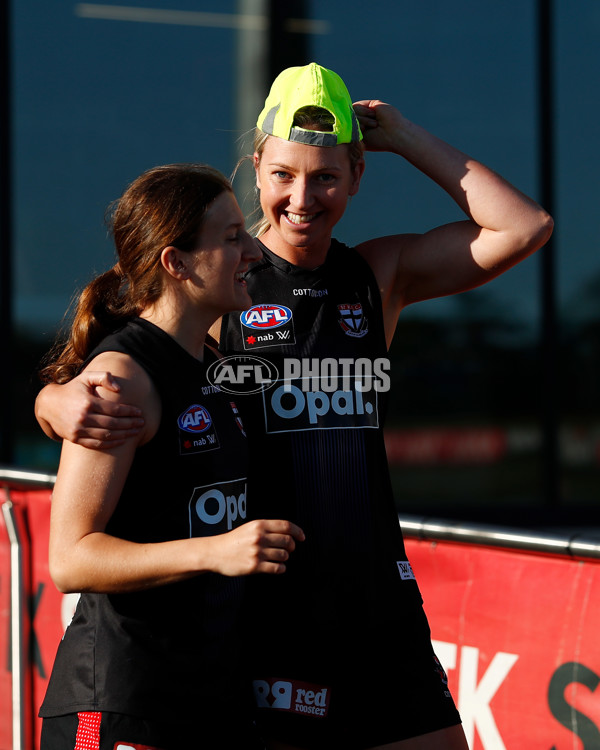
left=353, top=100, right=554, bottom=345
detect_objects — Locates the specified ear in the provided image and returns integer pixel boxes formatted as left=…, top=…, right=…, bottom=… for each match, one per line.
left=348, top=158, right=366, bottom=198
left=161, top=246, right=189, bottom=280
left=253, top=152, right=262, bottom=190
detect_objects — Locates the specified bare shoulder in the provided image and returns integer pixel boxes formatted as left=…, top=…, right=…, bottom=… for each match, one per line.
left=82, top=351, right=151, bottom=402
left=355, top=233, right=420, bottom=301
left=82, top=351, right=160, bottom=441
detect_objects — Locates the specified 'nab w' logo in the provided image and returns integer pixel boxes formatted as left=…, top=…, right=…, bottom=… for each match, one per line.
left=338, top=303, right=368, bottom=338
left=240, top=303, right=296, bottom=350
left=177, top=404, right=220, bottom=455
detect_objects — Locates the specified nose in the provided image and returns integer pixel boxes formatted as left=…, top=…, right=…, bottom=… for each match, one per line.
left=242, top=231, right=262, bottom=262
left=290, top=177, right=313, bottom=211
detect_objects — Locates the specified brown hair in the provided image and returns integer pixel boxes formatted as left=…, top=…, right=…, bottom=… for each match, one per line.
left=249, top=106, right=365, bottom=237
left=40, top=163, right=232, bottom=384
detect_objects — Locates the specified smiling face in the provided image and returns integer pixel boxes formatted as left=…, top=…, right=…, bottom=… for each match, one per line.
left=188, top=190, right=261, bottom=315
left=255, top=136, right=364, bottom=266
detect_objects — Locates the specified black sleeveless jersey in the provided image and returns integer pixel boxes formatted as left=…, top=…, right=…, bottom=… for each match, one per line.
left=220, top=239, right=422, bottom=635
left=40, top=318, right=250, bottom=720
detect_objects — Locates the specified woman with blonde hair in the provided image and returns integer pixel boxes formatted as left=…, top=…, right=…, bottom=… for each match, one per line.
left=37, top=64, right=552, bottom=749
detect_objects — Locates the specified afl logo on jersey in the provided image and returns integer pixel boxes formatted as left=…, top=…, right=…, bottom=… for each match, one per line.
left=178, top=404, right=213, bottom=433
left=241, top=304, right=292, bottom=330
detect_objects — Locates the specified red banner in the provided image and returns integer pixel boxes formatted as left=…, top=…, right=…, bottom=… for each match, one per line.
left=0, top=490, right=74, bottom=750
left=385, top=428, right=507, bottom=464
left=15, top=490, right=71, bottom=750
left=0, top=491, right=35, bottom=750
left=3, top=488, right=600, bottom=749
left=406, top=537, right=600, bottom=749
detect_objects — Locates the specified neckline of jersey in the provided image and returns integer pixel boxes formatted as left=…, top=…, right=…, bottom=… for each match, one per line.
left=131, top=317, right=217, bottom=369
left=254, top=237, right=339, bottom=277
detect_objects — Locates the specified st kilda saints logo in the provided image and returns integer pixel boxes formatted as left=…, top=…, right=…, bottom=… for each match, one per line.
left=177, top=404, right=220, bottom=455
left=338, top=303, right=368, bottom=338
left=240, top=303, right=296, bottom=350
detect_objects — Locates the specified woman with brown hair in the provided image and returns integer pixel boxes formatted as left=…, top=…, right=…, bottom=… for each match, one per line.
left=38, top=163, right=304, bottom=750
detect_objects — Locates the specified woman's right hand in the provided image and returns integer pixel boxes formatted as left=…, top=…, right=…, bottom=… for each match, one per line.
left=35, top=371, right=145, bottom=448
left=207, top=519, right=306, bottom=577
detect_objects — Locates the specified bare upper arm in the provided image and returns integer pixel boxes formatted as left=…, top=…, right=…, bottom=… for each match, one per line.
left=357, top=223, right=486, bottom=305
left=83, top=351, right=161, bottom=444
left=50, top=351, right=161, bottom=551
left=355, top=219, right=523, bottom=346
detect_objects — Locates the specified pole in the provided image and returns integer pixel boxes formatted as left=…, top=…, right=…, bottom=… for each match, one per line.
left=267, top=0, right=310, bottom=83
left=538, top=0, right=559, bottom=509
left=0, top=0, right=14, bottom=464
left=235, top=0, right=310, bottom=222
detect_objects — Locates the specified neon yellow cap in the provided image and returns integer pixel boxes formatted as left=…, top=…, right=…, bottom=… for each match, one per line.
left=256, top=62, right=362, bottom=146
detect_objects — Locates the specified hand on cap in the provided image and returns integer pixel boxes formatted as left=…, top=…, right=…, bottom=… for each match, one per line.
left=353, top=100, right=408, bottom=153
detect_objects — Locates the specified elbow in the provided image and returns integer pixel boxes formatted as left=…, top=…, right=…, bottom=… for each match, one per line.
left=49, top=557, right=82, bottom=594
left=49, top=568, right=72, bottom=595
left=490, top=210, right=553, bottom=277
left=526, top=209, right=554, bottom=253
left=536, top=209, right=554, bottom=247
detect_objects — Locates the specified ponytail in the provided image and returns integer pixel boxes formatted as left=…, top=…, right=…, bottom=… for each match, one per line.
left=40, top=163, right=232, bottom=385
left=39, top=264, right=136, bottom=384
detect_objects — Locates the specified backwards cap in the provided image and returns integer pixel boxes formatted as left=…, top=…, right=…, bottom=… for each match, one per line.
left=256, top=62, right=362, bottom=147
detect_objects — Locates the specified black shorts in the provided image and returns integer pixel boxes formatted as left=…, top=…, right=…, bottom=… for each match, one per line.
left=250, top=607, right=461, bottom=748
left=40, top=710, right=263, bottom=750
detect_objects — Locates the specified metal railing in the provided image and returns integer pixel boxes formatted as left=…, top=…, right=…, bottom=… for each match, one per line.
left=2, top=466, right=600, bottom=750
left=399, top=514, right=600, bottom=561
left=3, top=465, right=600, bottom=561
left=0, top=466, right=56, bottom=489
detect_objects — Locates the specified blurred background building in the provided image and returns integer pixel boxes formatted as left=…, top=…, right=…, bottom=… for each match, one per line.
left=2, top=0, right=599, bottom=528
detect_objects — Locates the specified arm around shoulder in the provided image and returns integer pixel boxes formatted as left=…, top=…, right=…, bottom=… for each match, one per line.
left=35, top=369, right=145, bottom=449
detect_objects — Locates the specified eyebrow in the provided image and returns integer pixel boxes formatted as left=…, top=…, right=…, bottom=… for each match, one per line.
left=267, top=161, right=344, bottom=172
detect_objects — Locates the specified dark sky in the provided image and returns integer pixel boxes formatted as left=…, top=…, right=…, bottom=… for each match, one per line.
left=12, top=0, right=600, bottom=339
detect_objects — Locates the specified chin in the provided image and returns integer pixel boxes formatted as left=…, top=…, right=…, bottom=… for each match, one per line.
left=236, top=291, right=252, bottom=310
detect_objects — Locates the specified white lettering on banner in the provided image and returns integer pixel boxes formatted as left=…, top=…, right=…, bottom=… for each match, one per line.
left=432, top=641, right=518, bottom=750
